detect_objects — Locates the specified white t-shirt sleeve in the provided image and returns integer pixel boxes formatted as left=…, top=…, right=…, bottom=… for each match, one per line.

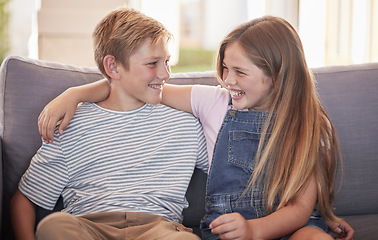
left=18, top=134, right=68, bottom=210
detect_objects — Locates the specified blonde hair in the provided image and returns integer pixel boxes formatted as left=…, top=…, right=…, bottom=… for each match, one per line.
left=93, top=8, right=172, bottom=79
left=216, top=16, right=342, bottom=222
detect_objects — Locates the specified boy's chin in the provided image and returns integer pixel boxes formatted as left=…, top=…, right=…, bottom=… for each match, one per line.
left=146, top=98, right=162, bottom=105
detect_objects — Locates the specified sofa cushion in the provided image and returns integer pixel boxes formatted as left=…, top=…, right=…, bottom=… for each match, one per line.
left=313, top=63, right=378, bottom=216
left=343, top=214, right=378, bottom=239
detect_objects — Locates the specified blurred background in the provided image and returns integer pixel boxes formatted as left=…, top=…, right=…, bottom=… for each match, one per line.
left=0, top=0, right=377, bottom=72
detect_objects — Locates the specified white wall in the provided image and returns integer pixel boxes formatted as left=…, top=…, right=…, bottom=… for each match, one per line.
left=8, top=0, right=36, bottom=58
left=202, top=0, right=248, bottom=50
left=7, top=0, right=179, bottom=67
left=6, top=0, right=378, bottom=68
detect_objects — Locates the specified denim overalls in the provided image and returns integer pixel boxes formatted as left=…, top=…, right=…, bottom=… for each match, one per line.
left=200, top=107, right=327, bottom=240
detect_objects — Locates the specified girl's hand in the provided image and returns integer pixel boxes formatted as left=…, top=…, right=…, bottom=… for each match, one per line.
left=327, top=219, right=354, bottom=240
left=210, top=213, right=263, bottom=240
left=38, top=79, right=110, bottom=143
left=38, top=89, right=79, bottom=143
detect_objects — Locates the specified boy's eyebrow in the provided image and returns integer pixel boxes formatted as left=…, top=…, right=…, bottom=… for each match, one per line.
left=144, top=55, right=171, bottom=60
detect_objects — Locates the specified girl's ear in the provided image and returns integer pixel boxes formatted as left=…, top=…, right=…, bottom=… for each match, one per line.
left=103, top=55, right=120, bottom=80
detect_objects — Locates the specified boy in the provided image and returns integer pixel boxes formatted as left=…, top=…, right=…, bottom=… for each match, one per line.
left=11, top=8, right=207, bottom=240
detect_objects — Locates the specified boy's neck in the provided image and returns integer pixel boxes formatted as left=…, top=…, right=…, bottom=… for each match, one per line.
left=96, top=89, right=145, bottom=111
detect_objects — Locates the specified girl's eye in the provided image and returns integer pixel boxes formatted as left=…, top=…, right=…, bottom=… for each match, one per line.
left=237, top=70, right=245, bottom=75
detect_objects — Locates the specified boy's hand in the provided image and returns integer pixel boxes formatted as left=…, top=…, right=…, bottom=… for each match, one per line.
left=38, top=89, right=78, bottom=143
left=327, top=219, right=354, bottom=240
left=210, top=212, right=262, bottom=240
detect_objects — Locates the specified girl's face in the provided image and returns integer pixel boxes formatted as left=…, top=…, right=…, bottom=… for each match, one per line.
left=222, top=42, right=273, bottom=111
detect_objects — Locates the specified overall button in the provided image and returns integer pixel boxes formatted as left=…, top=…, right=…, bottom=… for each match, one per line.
left=202, top=215, right=207, bottom=221
left=206, top=200, right=212, bottom=207
left=229, top=110, right=236, bottom=116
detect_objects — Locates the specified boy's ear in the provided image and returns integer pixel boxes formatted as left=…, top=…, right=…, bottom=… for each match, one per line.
left=103, top=55, right=120, bottom=80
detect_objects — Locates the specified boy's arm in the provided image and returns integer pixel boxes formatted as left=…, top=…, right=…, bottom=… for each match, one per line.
left=39, top=79, right=110, bottom=143
left=10, top=189, right=37, bottom=240
left=162, top=84, right=193, bottom=114
left=210, top=175, right=317, bottom=239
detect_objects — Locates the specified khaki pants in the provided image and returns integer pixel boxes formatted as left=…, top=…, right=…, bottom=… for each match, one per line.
left=35, top=211, right=200, bottom=240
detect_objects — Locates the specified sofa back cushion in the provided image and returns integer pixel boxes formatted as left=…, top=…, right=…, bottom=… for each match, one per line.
left=313, top=63, right=378, bottom=216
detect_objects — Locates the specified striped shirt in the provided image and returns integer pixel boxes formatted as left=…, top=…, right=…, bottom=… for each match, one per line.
left=19, top=102, right=208, bottom=223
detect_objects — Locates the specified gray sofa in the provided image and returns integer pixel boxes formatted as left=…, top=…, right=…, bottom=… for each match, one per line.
left=1, top=55, right=377, bottom=239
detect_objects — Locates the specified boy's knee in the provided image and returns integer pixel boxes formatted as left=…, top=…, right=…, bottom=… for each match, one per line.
left=36, top=212, right=77, bottom=240
left=165, top=231, right=200, bottom=240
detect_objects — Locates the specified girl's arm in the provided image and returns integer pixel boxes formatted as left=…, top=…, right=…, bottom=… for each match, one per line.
left=210, top=175, right=318, bottom=239
left=38, top=79, right=110, bottom=143
left=327, top=219, right=354, bottom=240
left=39, top=82, right=193, bottom=143
left=162, top=84, right=193, bottom=114
left=10, top=190, right=37, bottom=240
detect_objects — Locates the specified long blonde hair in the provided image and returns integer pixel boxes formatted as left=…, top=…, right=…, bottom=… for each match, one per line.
left=216, top=16, right=342, bottom=222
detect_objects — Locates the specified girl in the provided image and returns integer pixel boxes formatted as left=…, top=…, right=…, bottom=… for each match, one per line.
left=39, top=16, right=353, bottom=240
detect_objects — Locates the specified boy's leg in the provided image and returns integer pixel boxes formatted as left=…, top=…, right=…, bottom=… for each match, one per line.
left=126, top=212, right=200, bottom=240
left=36, top=211, right=199, bottom=240
left=36, top=211, right=125, bottom=240
left=288, top=226, right=333, bottom=240
left=35, top=212, right=94, bottom=240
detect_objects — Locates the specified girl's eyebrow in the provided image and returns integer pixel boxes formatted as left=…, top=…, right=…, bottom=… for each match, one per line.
left=223, top=62, right=248, bottom=72
left=231, top=65, right=249, bottom=72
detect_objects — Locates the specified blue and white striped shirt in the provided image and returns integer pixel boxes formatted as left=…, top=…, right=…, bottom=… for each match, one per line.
left=19, top=102, right=208, bottom=223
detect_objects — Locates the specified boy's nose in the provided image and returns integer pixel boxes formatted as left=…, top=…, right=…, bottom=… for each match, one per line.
left=157, top=65, right=171, bottom=81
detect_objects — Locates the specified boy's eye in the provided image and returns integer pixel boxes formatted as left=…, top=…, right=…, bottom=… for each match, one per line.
left=148, top=61, right=158, bottom=65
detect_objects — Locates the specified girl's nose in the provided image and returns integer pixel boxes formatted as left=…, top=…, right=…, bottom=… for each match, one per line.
left=224, top=72, right=236, bottom=86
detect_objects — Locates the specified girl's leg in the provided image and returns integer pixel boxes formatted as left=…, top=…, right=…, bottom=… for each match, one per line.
left=288, top=226, right=333, bottom=240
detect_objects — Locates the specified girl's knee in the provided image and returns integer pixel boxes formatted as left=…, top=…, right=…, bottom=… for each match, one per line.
left=310, top=232, right=333, bottom=240
left=289, top=226, right=333, bottom=240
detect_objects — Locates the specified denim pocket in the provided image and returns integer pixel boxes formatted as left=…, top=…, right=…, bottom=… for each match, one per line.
left=228, top=130, right=260, bottom=171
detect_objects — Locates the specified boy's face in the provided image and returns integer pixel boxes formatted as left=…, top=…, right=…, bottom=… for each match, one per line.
left=116, top=38, right=171, bottom=107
